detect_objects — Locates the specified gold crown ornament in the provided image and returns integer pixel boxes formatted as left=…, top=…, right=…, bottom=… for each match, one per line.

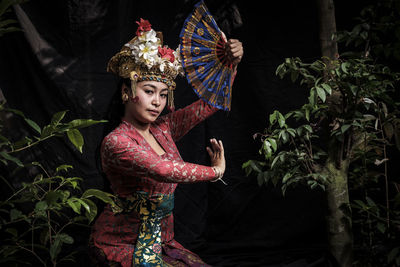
left=107, top=18, right=184, bottom=110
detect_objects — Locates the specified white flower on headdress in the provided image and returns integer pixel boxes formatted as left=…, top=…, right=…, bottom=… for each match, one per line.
left=173, top=45, right=184, bottom=76
left=123, top=20, right=183, bottom=74
left=138, top=29, right=159, bottom=44
left=138, top=43, right=159, bottom=67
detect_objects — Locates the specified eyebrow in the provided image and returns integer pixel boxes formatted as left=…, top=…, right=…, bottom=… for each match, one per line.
left=143, top=83, right=169, bottom=92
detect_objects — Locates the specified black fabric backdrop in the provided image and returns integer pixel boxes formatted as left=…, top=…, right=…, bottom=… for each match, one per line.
left=0, top=1, right=365, bottom=266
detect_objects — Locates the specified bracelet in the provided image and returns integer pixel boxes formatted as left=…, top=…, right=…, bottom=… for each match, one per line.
left=211, top=167, right=227, bottom=185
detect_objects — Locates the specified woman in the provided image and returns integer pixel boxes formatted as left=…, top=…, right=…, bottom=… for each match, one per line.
left=90, top=18, right=243, bottom=267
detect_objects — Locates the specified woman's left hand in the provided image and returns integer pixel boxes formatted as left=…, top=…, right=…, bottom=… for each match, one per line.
left=227, top=39, right=243, bottom=68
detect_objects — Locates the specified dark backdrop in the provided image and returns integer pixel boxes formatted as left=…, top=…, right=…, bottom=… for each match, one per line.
left=0, top=1, right=364, bottom=266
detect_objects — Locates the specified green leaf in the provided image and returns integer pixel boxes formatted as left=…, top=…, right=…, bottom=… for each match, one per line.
left=250, top=160, right=263, bottom=173
left=68, top=119, right=106, bottom=129
left=24, top=118, right=41, bottom=134
left=309, top=89, right=316, bottom=107
left=10, top=209, right=23, bottom=221
left=40, top=124, right=55, bottom=138
left=267, top=138, right=277, bottom=152
left=290, top=71, right=299, bottom=82
left=58, top=233, right=74, bottom=244
left=0, top=0, right=16, bottom=17
left=282, top=173, right=292, bottom=183
left=305, top=108, right=310, bottom=121
left=303, top=125, right=313, bottom=133
left=67, top=199, right=81, bottom=214
left=82, top=198, right=97, bottom=223
left=341, top=62, right=349, bottom=74
left=0, top=26, right=21, bottom=36
left=51, top=111, right=67, bottom=126
left=13, top=136, right=32, bottom=149
left=316, top=86, right=326, bottom=102
left=5, top=227, right=18, bottom=237
left=67, top=129, right=84, bottom=153
left=81, top=189, right=115, bottom=204
left=56, top=164, right=73, bottom=173
left=353, top=199, right=367, bottom=210
left=279, top=130, right=289, bottom=143
left=45, top=191, right=63, bottom=206
left=35, top=201, right=48, bottom=212
left=278, top=112, right=285, bottom=128
left=50, top=233, right=73, bottom=261
left=349, top=85, right=358, bottom=96
left=269, top=111, right=277, bottom=125
left=271, top=156, right=280, bottom=169
left=321, top=83, right=332, bottom=94
left=0, top=151, right=24, bottom=167
left=0, top=18, right=17, bottom=28
left=341, top=124, right=351, bottom=133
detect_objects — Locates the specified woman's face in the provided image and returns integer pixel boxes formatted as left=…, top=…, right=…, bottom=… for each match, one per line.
left=124, top=81, right=168, bottom=125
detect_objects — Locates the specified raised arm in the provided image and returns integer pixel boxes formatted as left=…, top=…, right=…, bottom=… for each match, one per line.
left=163, top=37, right=242, bottom=142
left=102, top=134, right=217, bottom=183
left=162, top=99, right=218, bottom=142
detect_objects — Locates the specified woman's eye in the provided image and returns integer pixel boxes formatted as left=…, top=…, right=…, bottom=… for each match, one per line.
left=161, top=94, right=168, bottom=98
left=145, top=90, right=153, bottom=94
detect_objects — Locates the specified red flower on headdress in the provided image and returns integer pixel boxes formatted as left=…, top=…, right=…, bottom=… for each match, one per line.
left=136, top=18, right=152, bottom=36
left=158, top=46, right=175, bottom=63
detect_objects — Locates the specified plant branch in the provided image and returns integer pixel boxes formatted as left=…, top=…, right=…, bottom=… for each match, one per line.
left=15, top=242, right=46, bottom=266
left=8, top=135, right=55, bottom=154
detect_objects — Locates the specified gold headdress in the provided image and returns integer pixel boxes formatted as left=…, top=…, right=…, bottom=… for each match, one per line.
left=107, top=18, right=184, bottom=110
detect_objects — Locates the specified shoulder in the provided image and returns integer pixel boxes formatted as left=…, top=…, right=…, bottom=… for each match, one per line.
left=101, top=124, right=139, bottom=153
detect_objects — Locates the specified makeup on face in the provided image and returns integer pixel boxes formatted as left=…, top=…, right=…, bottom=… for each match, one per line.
left=123, top=81, right=169, bottom=127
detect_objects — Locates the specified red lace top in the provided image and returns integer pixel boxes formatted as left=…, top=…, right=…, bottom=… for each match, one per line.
left=92, top=99, right=219, bottom=266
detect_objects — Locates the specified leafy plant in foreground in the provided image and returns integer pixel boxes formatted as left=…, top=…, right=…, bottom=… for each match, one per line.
left=0, top=104, right=116, bottom=266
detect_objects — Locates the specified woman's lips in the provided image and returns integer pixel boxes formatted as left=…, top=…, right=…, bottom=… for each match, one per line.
left=148, top=109, right=160, bottom=116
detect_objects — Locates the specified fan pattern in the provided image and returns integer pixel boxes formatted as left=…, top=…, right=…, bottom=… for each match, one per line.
left=180, top=0, right=233, bottom=111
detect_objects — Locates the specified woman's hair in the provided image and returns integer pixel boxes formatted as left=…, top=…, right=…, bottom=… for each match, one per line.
left=95, top=78, right=131, bottom=195
left=102, top=78, right=131, bottom=137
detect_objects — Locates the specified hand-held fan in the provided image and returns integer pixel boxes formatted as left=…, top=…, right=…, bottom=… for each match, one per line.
left=179, top=0, right=234, bottom=111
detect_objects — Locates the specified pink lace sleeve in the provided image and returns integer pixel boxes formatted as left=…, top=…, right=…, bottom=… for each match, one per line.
left=102, top=134, right=217, bottom=183
left=163, top=99, right=218, bottom=142
left=163, top=69, right=238, bottom=141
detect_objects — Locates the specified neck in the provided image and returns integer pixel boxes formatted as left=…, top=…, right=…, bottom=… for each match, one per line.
left=122, top=116, right=150, bottom=134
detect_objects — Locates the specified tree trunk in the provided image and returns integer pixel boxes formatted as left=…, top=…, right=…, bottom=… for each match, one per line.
left=316, top=0, right=338, bottom=60
left=323, top=158, right=353, bottom=266
left=317, top=1, right=353, bottom=265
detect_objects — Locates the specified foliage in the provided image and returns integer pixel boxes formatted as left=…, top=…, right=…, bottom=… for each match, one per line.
left=0, top=103, right=116, bottom=266
left=243, top=56, right=399, bottom=194
left=242, top=0, right=400, bottom=265
left=0, top=0, right=26, bottom=37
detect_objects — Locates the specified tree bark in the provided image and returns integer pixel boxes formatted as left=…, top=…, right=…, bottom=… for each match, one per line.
left=317, top=0, right=338, bottom=60
left=324, top=158, right=353, bottom=266
left=317, top=1, right=354, bottom=265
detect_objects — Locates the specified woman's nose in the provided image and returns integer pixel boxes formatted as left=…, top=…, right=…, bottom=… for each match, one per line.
left=152, top=95, right=160, bottom=106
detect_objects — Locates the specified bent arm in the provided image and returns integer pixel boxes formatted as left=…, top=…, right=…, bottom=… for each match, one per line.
left=102, top=134, right=217, bottom=183
left=162, top=99, right=218, bottom=142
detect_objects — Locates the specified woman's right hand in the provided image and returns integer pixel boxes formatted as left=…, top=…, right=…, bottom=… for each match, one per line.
left=206, top=138, right=226, bottom=177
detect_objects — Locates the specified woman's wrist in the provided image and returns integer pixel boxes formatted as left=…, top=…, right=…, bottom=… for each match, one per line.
left=211, top=166, right=224, bottom=180
left=211, top=166, right=227, bottom=185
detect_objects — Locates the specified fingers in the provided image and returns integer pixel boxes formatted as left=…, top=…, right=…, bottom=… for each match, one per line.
left=218, top=140, right=224, bottom=154
left=226, top=39, right=243, bottom=65
left=221, top=31, right=227, bottom=42
left=206, top=146, right=212, bottom=157
left=207, top=139, right=224, bottom=158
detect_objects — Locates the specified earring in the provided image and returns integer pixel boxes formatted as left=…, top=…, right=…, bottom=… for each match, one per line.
left=122, top=93, right=129, bottom=103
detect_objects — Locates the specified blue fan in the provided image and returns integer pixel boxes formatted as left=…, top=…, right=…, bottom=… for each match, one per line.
left=180, top=0, right=234, bottom=111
